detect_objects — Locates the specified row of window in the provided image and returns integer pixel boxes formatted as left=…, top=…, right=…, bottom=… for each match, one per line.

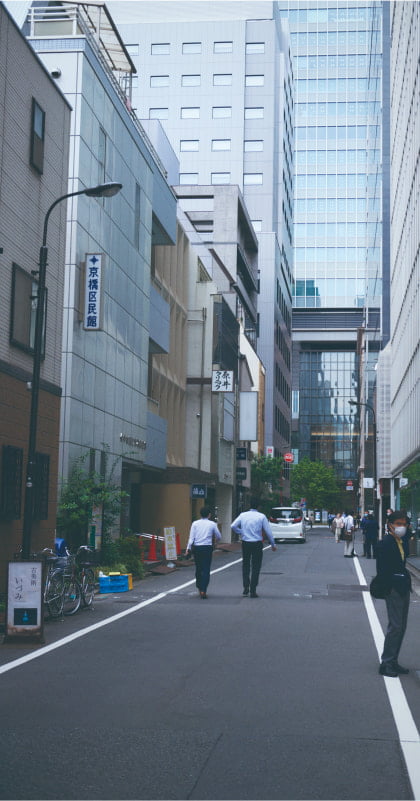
left=296, top=125, right=380, bottom=141
left=276, top=323, right=291, bottom=370
left=295, top=174, right=378, bottom=190
left=296, top=77, right=380, bottom=93
left=285, top=6, right=373, bottom=23
left=276, top=364, right=291, bottom=406
left=275, top=406, right=290, bottom=442
left=149, top=74, right=265, bottom=87
left=296, top=102, right=380, bottom=118
left=179, top=172, right=264, bottom=186
left=295, top=54, right=380, bottom=71
left=137, top=41, right=265, bottom=56
left=296, top=150, right=380, bottom=166
left=180, top=139, right=264, bottom=152
left=294, top=221, right=381, bottom=238
left=276, top=279, right=291, bottom=335
left=295, top=197, right=380, bottom=214
left=295, top=246, right=380, bottom=262
left=149, top=106, right=266, bottom=120
left=290, top=30, right=372, bottom=49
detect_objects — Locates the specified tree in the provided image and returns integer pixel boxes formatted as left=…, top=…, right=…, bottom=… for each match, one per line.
left=57, top=448, right=127, bottom=554
left=290, top=457, right=340, bottom=511
left=251, top=455, right=284, bottom=512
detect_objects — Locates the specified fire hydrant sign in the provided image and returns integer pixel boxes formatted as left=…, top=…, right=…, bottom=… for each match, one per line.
left=163, top=527, right=177, bottom=561
left=5, top=561, right=44, bottom=641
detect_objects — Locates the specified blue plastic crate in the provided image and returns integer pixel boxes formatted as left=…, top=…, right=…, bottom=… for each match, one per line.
left=99, top=575, right=129, bottom=593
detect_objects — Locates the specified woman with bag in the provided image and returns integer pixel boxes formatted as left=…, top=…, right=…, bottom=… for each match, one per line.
left=343, top=510, right=355, bottom=557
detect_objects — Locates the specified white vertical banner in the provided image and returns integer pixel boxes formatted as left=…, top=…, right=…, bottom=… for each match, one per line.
left=239, top=391, right=258, bottom=441
left=84, top=253, right=103, bottom=330
left=164, top=526, right=177, bottom=561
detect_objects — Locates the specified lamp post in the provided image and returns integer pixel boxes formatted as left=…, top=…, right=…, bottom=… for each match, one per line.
left=21, top=182, right=122, bottom=559
left=348, top=399, right=377, bottom=518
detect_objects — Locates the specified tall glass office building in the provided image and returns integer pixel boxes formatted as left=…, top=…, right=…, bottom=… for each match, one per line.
left=278, top=1, right=386, bottom=499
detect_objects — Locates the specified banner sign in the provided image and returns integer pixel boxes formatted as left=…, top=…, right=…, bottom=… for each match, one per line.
left=164, top=527, right=177, bottom=561
left=6, top=561, right=44, bottom=641
left=84, top=253, right=103, bottom=330
left=191, top=484, right=207, bottom=499
left=212, top=370, right=234, bottom=392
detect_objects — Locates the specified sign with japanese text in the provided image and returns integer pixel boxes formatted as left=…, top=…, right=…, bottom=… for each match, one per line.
left=212, top=370, right=234, bottom=392
left=6, top=561, right=43, bottom=640
left=84, top=253, right=103, bottom=330
left=191, top=484, right=207, bottom=499
left=163, top=527, right=177, bottom=561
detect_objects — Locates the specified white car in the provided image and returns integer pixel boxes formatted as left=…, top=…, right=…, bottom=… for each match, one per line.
left=269, top=507, right=307, bottom=543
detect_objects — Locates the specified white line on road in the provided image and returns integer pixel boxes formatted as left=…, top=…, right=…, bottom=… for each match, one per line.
left=354, top=556, right=420, bottom=800
left=0, top=553, right=247, bottom=676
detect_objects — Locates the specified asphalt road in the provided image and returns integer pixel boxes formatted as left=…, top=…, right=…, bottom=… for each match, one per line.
left=1, top=526, right=420, bottom=801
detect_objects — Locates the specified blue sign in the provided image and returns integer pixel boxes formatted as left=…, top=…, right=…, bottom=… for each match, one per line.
left=191, top=484, right=207, bottom=499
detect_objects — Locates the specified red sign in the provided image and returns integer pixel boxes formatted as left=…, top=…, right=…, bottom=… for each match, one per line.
left=284, top=452, right=294, bottom=463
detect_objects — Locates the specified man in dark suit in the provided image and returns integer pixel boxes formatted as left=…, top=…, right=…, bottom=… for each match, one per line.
left=376, top=510, right=412, bottom=677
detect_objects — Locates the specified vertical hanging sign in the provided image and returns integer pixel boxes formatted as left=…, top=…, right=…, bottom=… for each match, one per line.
left=84, top=253, right=103, bottom=330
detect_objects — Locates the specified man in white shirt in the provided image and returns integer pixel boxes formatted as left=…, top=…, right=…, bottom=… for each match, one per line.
left=231, top=498, right=277, bottom=597
left=186, top=506, right=221, bottom=599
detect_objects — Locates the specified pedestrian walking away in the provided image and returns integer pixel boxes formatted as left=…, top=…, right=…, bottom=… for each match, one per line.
left=363, top=512, right=379, bottom=558
left=376, top=510, right=412, bottom=677
left=186, top=506, right=221, bottom=599
left=231, top=497, right=277, bottom=597
left=343, top=510, right=355, bottom=557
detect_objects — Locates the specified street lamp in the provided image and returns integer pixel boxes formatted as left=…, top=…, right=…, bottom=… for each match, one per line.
left=348, top=399, right=377, bottom=517
left=21, top=182, right=122, bottom=559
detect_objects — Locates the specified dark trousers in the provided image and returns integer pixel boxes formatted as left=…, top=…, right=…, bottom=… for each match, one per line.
left=242, top=541, right=263, bottom=592
left=381, top=588, right=410, bottom=666
left=365, top=533, right=378, bottom=558
left=193, top=545, right=213, bottom=592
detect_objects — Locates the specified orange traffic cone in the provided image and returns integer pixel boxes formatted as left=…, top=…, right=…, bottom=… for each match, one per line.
left=148, top=535, right=157, bottom=561
left=176, top=532, right=181, bottom=556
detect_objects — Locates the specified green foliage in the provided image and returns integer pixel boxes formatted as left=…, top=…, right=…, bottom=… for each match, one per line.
left=57, top=447, right=128, bottom=553
left=290, top=457, right=341, bottom=511
left=251, top=456, right=285, bottom=512
left=117, top=535, right=144, bottom=579
left=400, top=460, right=420, bottom=514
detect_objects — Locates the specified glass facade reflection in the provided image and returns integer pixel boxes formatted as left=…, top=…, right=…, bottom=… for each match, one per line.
left=299, top=350, right=358, bottom=481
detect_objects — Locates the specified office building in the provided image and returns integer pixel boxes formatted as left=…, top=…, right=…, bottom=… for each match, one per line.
left=278, top=1, right=386, bottom=505
left=109, top=0, right=294, bottom=463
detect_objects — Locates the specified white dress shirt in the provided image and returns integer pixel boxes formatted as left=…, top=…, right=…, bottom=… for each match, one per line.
left=186, top=517, right=221, bottom=549
left=231, top=508, right=275, bottom=546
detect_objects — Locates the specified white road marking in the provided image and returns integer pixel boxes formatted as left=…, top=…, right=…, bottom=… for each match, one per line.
left=0, top=553, right=246, bottom=675
left=354, top=556, right=420, bottom=799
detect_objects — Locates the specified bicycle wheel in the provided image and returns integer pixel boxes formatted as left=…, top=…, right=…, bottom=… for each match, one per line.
left=63, top=576, right=81, bottom=615
left=46, top=571, right=64, bottom=618
left=81, top=568, right=95, bottom=607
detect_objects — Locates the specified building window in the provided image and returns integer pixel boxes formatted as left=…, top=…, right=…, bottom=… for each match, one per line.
left=149, top=108, right=168, bottom=119
left=180, top=140, right=199, bottom=151
left=245, top=75, right=264, bottom=86
left=30, top=98, right=45, bottom=174
left=10, top=263, right=46, bottom=356
left=179, top=173, right=199, bottom=184
left=150, top=75, right=169, bottom=87
left=182, top=42, right=201, bottom=54
left=181, top=74, right=201, bottom=86
left=244, top=140, right=264, bottom=151
left=211, top=172, right=230, bottom=184
left=251, top=220, right=262, bottom=232
left=181, top=107, right=200, bottom=118
left=0, top=445, right=23, bottom=520
left=246, top=42, right=265, bottom=54
left=151, top=43, right=170, bottom=54
left=212, top=139, right=231, bottom=151
left=126, top=44, right=139, bottom=56
left=245, top=107, right=264, bottom=119
left=244, top=173, right=263, bottom=185
left=134, top=183, right=141, bottom=250
left=213, top=74, right=232, bottom=85
left=214, top=41, right=233, bottom=53
left=212, top=106, right=232, bottom=118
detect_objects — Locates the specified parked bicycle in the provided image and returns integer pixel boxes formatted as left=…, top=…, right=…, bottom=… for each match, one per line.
left=38, top=548, right=65, bottom=619
left=75, top=545, right=96, bottom=607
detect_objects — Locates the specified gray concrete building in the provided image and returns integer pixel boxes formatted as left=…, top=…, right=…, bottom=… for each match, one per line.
left=0, top=1, right=70, bottom=584
left=108, top=0, right=294, bottom=463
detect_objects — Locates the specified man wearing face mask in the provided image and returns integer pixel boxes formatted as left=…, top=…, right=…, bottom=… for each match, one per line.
left=376, top=510, right=412, bottom=677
